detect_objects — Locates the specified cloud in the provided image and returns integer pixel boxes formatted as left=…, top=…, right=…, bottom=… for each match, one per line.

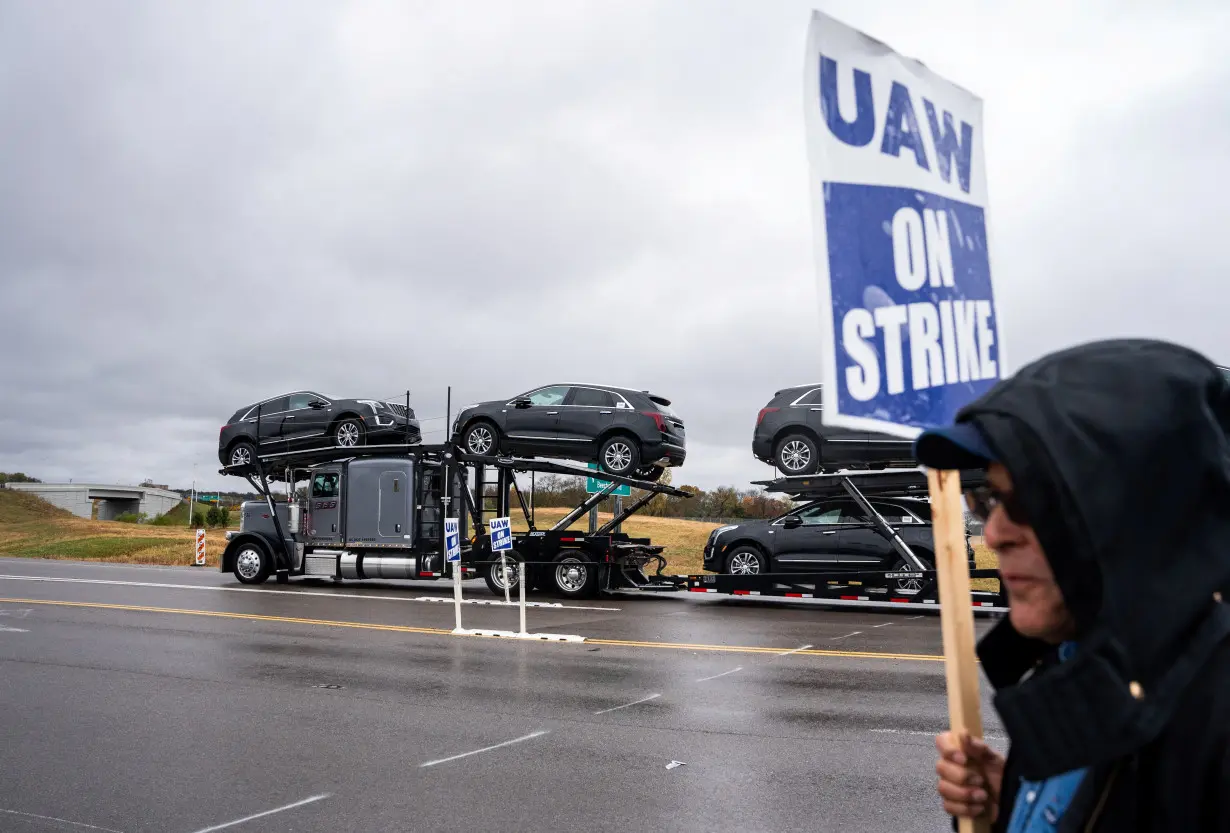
left=1, top=0, right=1227, bottom=495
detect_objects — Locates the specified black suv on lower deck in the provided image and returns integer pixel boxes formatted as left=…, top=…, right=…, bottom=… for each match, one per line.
left=753, top=384, right=915, bottom=475
left=702, top=495, right=976, bottom=595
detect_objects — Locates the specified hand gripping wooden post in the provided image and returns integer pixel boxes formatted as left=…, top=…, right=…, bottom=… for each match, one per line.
left=928, top=468, right=990, bottom=833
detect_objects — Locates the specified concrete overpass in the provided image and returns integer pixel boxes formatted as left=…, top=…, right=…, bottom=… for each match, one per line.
left=5, top=483, right=183, bottom=521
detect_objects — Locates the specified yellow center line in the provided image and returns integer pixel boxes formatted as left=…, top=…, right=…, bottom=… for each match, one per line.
left=0, top=597, right=945, bottom=662
left=583, top=638, right=943, bottom=661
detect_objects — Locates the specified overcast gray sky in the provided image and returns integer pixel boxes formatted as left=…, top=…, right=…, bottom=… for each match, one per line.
left=1, top=0, right=1227, bottom=493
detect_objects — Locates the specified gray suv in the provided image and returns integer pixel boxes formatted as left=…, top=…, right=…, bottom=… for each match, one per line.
left=752, top=384, right=914, bottom=475
left=453, top=383, right=685, bottom=480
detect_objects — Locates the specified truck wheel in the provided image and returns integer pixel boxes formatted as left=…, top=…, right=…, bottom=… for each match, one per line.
left=483, top=550, right=524, bottom=596
left=775, top=434, right=819, bottom=475
left=550, top=551, right=599, bottom=599
left=598, top=435, right=641, bottom=476
left=233, top=542, right=271, bottom=585
left=725, top=546, right=768, bottom=575
left=333, top=418, right=366, bottom=448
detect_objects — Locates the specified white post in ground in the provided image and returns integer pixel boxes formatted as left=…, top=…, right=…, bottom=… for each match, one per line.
left=444, top=518, right=464, bottom=633
left=518, top=555, right=528, bottom=636
left=501, top=552, right=511, bottom=605
left=452, top=562, right=463, bottom=631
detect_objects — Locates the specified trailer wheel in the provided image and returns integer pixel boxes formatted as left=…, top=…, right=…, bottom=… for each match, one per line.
left=233, top=542, right=272, bottom=585
left=483, top=550, right=524, bottom=596
left=725, top=546, right=768, bottom=575
left=550, top=551, right=599, bottom=599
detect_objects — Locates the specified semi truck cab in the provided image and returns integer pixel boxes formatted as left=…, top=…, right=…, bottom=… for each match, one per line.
left=222, top=452, right=467, bottom=585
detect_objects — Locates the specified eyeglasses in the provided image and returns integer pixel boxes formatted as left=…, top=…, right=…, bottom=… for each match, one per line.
left=963, top=485, right=1029, bottom=525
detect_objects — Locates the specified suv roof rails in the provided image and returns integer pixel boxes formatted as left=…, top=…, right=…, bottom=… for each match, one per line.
left=754, top=466, right=986, bottom=500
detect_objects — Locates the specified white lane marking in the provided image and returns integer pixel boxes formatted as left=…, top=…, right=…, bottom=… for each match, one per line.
left=0, top=575, right=620, bottom=612
left=830, top=631, right=862, bottom=641
left=696, top=666, right=742, bottom=682
left=186, top=794, right=330, bottom=833
left=0, top=626, right=29, bottom=633
left=0, top=807, right=124, bottom=832
left=908, top=615, right=924, bottom=620
left=776, top=644, right=813, bottom=657
left=0, top=608, right=32, bottom=618
left=871, top=728, right=1006, bottom=742
left=419, top=730, right=549, bottom=768
left=594, top=693, right=662, bottom=715
left=871, top=622, right=893, bottom=628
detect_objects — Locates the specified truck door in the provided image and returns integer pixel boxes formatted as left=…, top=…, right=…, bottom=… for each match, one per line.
left=378, top=470, right=411, bottom=540
left=306, top=468, right=343, bottom=545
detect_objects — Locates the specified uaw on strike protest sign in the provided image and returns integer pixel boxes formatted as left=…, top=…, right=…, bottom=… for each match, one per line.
left=804, top=15, right=1000, bottom=829
left=803, top=10, right=1003, bottom=438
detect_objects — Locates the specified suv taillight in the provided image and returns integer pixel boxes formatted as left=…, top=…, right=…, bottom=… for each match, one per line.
left=757, top=407, right=779, bottom=425
left=643, top=411, right=668, bottom=432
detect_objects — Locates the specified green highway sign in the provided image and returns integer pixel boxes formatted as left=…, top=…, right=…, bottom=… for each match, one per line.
left=586, top=463, right=631, bottom=497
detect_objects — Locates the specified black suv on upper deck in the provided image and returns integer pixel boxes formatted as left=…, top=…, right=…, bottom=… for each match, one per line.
left=452, top=383, right=685, bottom=479
left=702, top=495, right=976, bottom=595
left=218, top=391, right=420, bottom=468
left=753, top=384, right=915, bottom=475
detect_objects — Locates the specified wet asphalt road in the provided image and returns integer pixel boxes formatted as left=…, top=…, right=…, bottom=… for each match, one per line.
left=0, top=557, right=1005, bottom=833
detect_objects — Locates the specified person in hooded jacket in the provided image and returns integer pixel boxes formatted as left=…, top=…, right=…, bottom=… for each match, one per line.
left=915, top=338, right=1230, bottom=831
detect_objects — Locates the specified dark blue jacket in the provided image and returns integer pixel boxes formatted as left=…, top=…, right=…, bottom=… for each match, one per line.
left=952, top=340, right=1230, bottom=831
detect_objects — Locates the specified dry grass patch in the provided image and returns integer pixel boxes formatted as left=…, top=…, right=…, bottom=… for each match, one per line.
left=0, top=489, right=223, bottom=567
left=972, top=543, right=1000, bottom=592
left=511, top=508, right=718, bottom=574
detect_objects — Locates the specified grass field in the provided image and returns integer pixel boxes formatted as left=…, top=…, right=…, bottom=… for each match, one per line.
left=0, top=490, right=999, bottom=589
left=0, top=489, right=226, bottom=567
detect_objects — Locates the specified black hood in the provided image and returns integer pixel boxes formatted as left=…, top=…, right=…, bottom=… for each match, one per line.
left=956, top=339, right=1230, bottom=779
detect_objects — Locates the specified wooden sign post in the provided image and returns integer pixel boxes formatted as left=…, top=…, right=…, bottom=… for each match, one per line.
left=928, top=469, right=990, bottom=833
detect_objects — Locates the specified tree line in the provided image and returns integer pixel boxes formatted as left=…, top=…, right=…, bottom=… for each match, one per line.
left=0, top=472, right=41, bottom=485
left=506, top=471, right=793, bottom=521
